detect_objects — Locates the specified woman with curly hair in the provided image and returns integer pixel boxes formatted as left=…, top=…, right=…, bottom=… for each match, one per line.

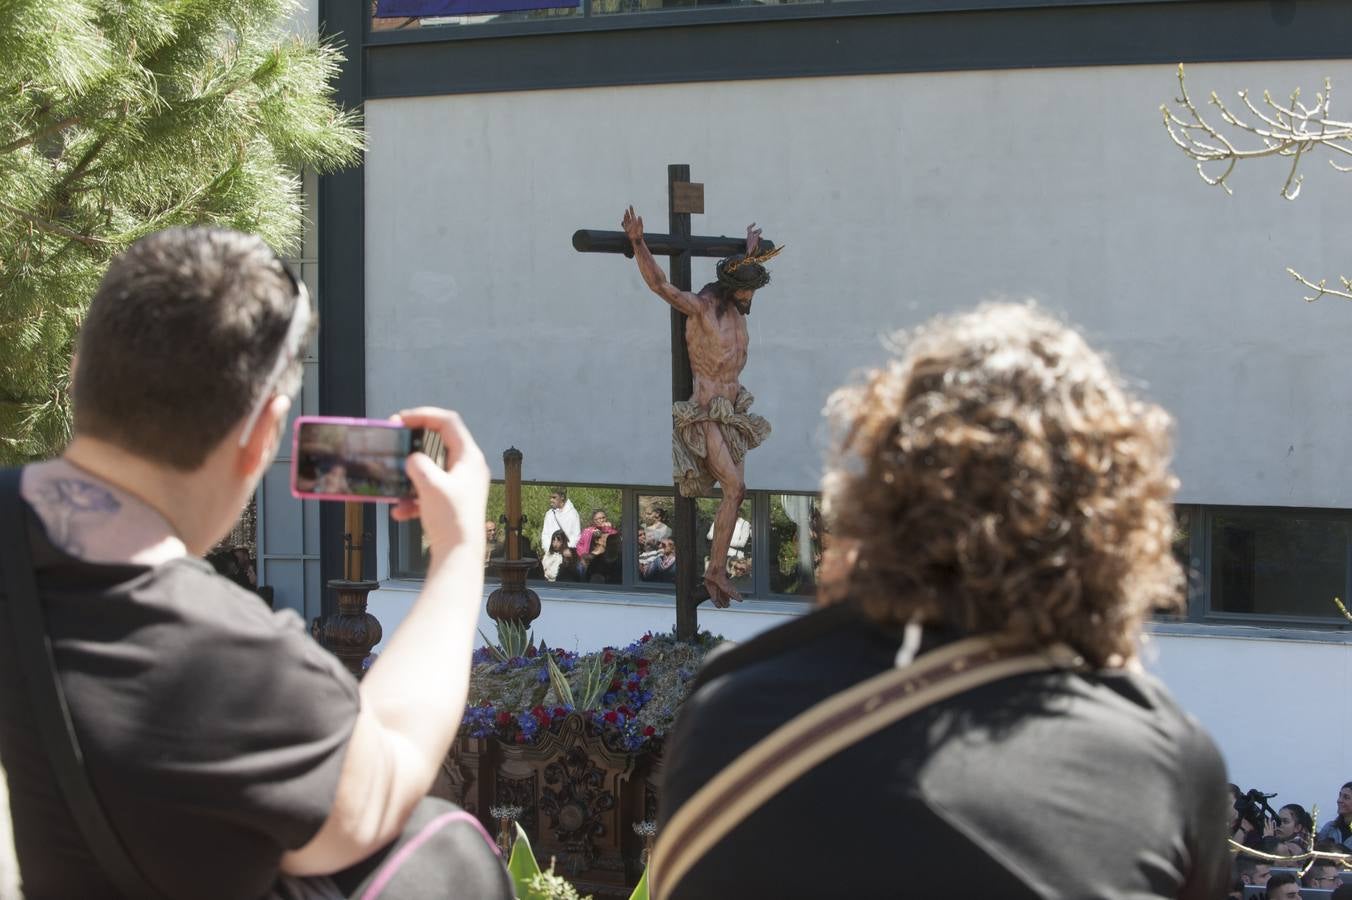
left=658, top=303, right=1231, bottom=900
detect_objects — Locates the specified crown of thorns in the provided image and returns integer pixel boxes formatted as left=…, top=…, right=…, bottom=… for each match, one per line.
left=717, top=243, right=783, bottom=291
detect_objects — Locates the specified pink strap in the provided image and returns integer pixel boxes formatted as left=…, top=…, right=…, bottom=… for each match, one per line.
left=359, top=810, right=499, bottom=900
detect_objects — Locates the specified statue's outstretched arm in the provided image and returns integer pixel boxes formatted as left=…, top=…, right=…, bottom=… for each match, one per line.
left=623, top=206, right=703, bottom=316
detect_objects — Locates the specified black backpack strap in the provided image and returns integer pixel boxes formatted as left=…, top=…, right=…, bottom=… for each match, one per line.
left=0, top=468, right=165, bottom=899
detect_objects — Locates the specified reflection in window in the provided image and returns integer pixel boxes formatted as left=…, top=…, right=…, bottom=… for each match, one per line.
left=528, top=484, right=622, bottom=585
left=770, top=494, right=821, bottom=595
left=1209, top=511, right=1350, bottom=618
left=695, top=497, right=753, bottom=596
left=638, top=494, right=676, bottom=588
left=591, top=0, right=820, bottom=15
left=371, top=0, right=819, bottom=31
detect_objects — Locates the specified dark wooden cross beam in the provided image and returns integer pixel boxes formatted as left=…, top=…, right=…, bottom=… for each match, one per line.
left=571, top=164, right=767, bottom=640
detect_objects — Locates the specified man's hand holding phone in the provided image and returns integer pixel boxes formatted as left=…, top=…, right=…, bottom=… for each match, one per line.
left=389, top=408, right=489, bottom=563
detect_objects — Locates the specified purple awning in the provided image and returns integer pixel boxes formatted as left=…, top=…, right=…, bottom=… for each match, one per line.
left=376, top=0, right=578, bottom=14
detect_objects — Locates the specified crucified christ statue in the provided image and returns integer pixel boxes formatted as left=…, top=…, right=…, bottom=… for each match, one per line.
left=622, top=205, right=778, bottom=607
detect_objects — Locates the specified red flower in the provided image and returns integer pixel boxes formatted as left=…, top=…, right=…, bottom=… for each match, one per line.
left=603, top=710, right=619, bottom=724
left=515, top=734, right=526, bottom=744
left=603, top=650, right=615, bottom=663
left=618, top=705, right=633, bottom=717
left=639, top=634, right=651, bottom=644
left=643, top=726, right=656, bottom=737
left=495, top=711, right=512, bottom=726
left=531, top=705, right=546, bottom=717
left=553, top=706, right=567, bottom=718
left=609, top=679, right=621, bottom=692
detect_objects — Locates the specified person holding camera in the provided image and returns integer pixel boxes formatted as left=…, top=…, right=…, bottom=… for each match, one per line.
left=0, top=228, right=511, bottom=899
left=1266, top=803, right=1314, bottom=856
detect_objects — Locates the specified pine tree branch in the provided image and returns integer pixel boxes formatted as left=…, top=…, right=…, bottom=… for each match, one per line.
left=0, top=115, right=83, bottom=155
left=0, top=201, right=112, bottom=248
left=48, top=130, right=113, bottom=206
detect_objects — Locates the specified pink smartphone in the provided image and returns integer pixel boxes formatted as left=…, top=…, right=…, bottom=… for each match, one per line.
left=290, top=415, right=444, bottom=503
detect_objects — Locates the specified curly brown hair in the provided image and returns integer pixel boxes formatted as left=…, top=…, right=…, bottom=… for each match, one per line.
left=819, top=303, right=1182, bottom=668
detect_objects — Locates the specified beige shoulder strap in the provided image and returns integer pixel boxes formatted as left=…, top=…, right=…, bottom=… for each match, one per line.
left=650, top=636, right=1081, bottom=898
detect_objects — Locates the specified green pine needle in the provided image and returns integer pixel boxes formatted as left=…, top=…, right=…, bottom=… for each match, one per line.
left=0, top=0, right=363, bottom=464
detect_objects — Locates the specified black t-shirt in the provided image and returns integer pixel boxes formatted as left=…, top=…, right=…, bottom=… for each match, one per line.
left=1, top=504, right=359, bottom=900
left=660, top=605, right=1232, bottom=900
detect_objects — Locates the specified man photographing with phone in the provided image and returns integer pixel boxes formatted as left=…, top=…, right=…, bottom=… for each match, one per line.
left=0, top=227, right=511, bottom=899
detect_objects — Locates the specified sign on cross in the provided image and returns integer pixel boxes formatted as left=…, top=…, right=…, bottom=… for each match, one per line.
left=571, top=164, right=766, bottom=639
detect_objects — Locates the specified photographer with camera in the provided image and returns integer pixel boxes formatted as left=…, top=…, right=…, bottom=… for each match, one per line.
left=1268, top=803, right=1314, bottom=856
left=0, top=228, right=511, bottom=899
left=1229, top=784, right=1279, bottom=850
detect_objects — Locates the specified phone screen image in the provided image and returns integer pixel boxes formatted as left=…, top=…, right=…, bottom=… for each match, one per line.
left=291, top=417, right=430, bottom=502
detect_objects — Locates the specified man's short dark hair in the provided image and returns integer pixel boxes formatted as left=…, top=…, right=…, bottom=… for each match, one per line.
left=652, top=507, right=669, bottom=524
left=550, top=487, right=567, bottom=499
left=1236, top=855, right=1262, bottom=877
left=1267, top=871, right=1298, bottom=891
left=73, top=227, right=308, bottom=470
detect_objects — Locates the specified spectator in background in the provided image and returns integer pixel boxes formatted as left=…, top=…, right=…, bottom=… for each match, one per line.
left=1306, top=861, right=1342, bottom=890
left=577, top=509, right=618, bottom=559
left=1270, top=803, right=1314, bottom=857
left=637, top=527, right=661, bottom=570
left=540, top=488, right=581, bottom=551
left=643, top=506, right=672, bottom=545
left=483, top=520, right=504, bottom=566
left=1317, top=783, right=1352, bottom=851
left=541, top=529, right=570, bottom=582
left=1229, top=784, right=1265, bottom=850
left=1266, top=871, right=1301, bottom=900
left=1236, top=856, right=1271, bottom=890
left=706, top=515, right=751, bottom=560
left=582, top=526, right=620, bottom=584
left=642, top=538, right=677, bottom=584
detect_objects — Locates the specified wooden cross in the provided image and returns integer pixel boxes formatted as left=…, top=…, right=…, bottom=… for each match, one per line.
left=572, top=164, right=766, bottom=640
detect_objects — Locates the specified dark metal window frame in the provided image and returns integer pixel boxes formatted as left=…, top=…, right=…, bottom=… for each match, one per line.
left=1192, top=504, right=1352, bottom=630
left=391, top=493, right=1352, bottom=628
left=365, top=0, right=1195, bottom=46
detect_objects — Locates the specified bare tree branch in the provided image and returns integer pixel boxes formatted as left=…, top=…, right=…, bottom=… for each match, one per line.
left=1163, top=64, right=1352, bottom=302
left=1289, top=269, right=1352, bottom=303
left=1161, top=64, right=1352, bottom=198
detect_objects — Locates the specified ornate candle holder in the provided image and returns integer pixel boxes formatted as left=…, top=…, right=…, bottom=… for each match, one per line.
left=487, top=447, right=541, bottom=627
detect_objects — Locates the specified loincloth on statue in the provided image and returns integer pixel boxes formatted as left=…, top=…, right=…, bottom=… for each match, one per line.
left=671, top=388, right=771, bottom=498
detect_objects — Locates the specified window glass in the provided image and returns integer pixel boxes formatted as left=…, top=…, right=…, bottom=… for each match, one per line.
left=371, top=0, right=819, bottom=32
left=1208, top=511, right=1350, bottom=619
left=591, top=0, right=820, bottom=16
left=695, top=496, right=754, bottom=596
left=769, top=494, right=821, bottom=596
left=637, top=494, right=677, bottom=589
left=528, top=484, right=622, bottom=585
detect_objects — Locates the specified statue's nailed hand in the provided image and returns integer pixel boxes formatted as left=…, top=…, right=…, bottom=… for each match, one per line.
left=623, top=206, right=644, bottom=243
left=745, top=223, right=762, bottom=255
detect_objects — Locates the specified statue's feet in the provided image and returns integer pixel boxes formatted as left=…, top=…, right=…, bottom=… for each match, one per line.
left=703, top=571, right=742, bottom=609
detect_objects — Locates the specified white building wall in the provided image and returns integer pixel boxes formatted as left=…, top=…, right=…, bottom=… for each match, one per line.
left=364, top=59, right=1352, bottom=504
left=362, top=59, right=1352, bottom=831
